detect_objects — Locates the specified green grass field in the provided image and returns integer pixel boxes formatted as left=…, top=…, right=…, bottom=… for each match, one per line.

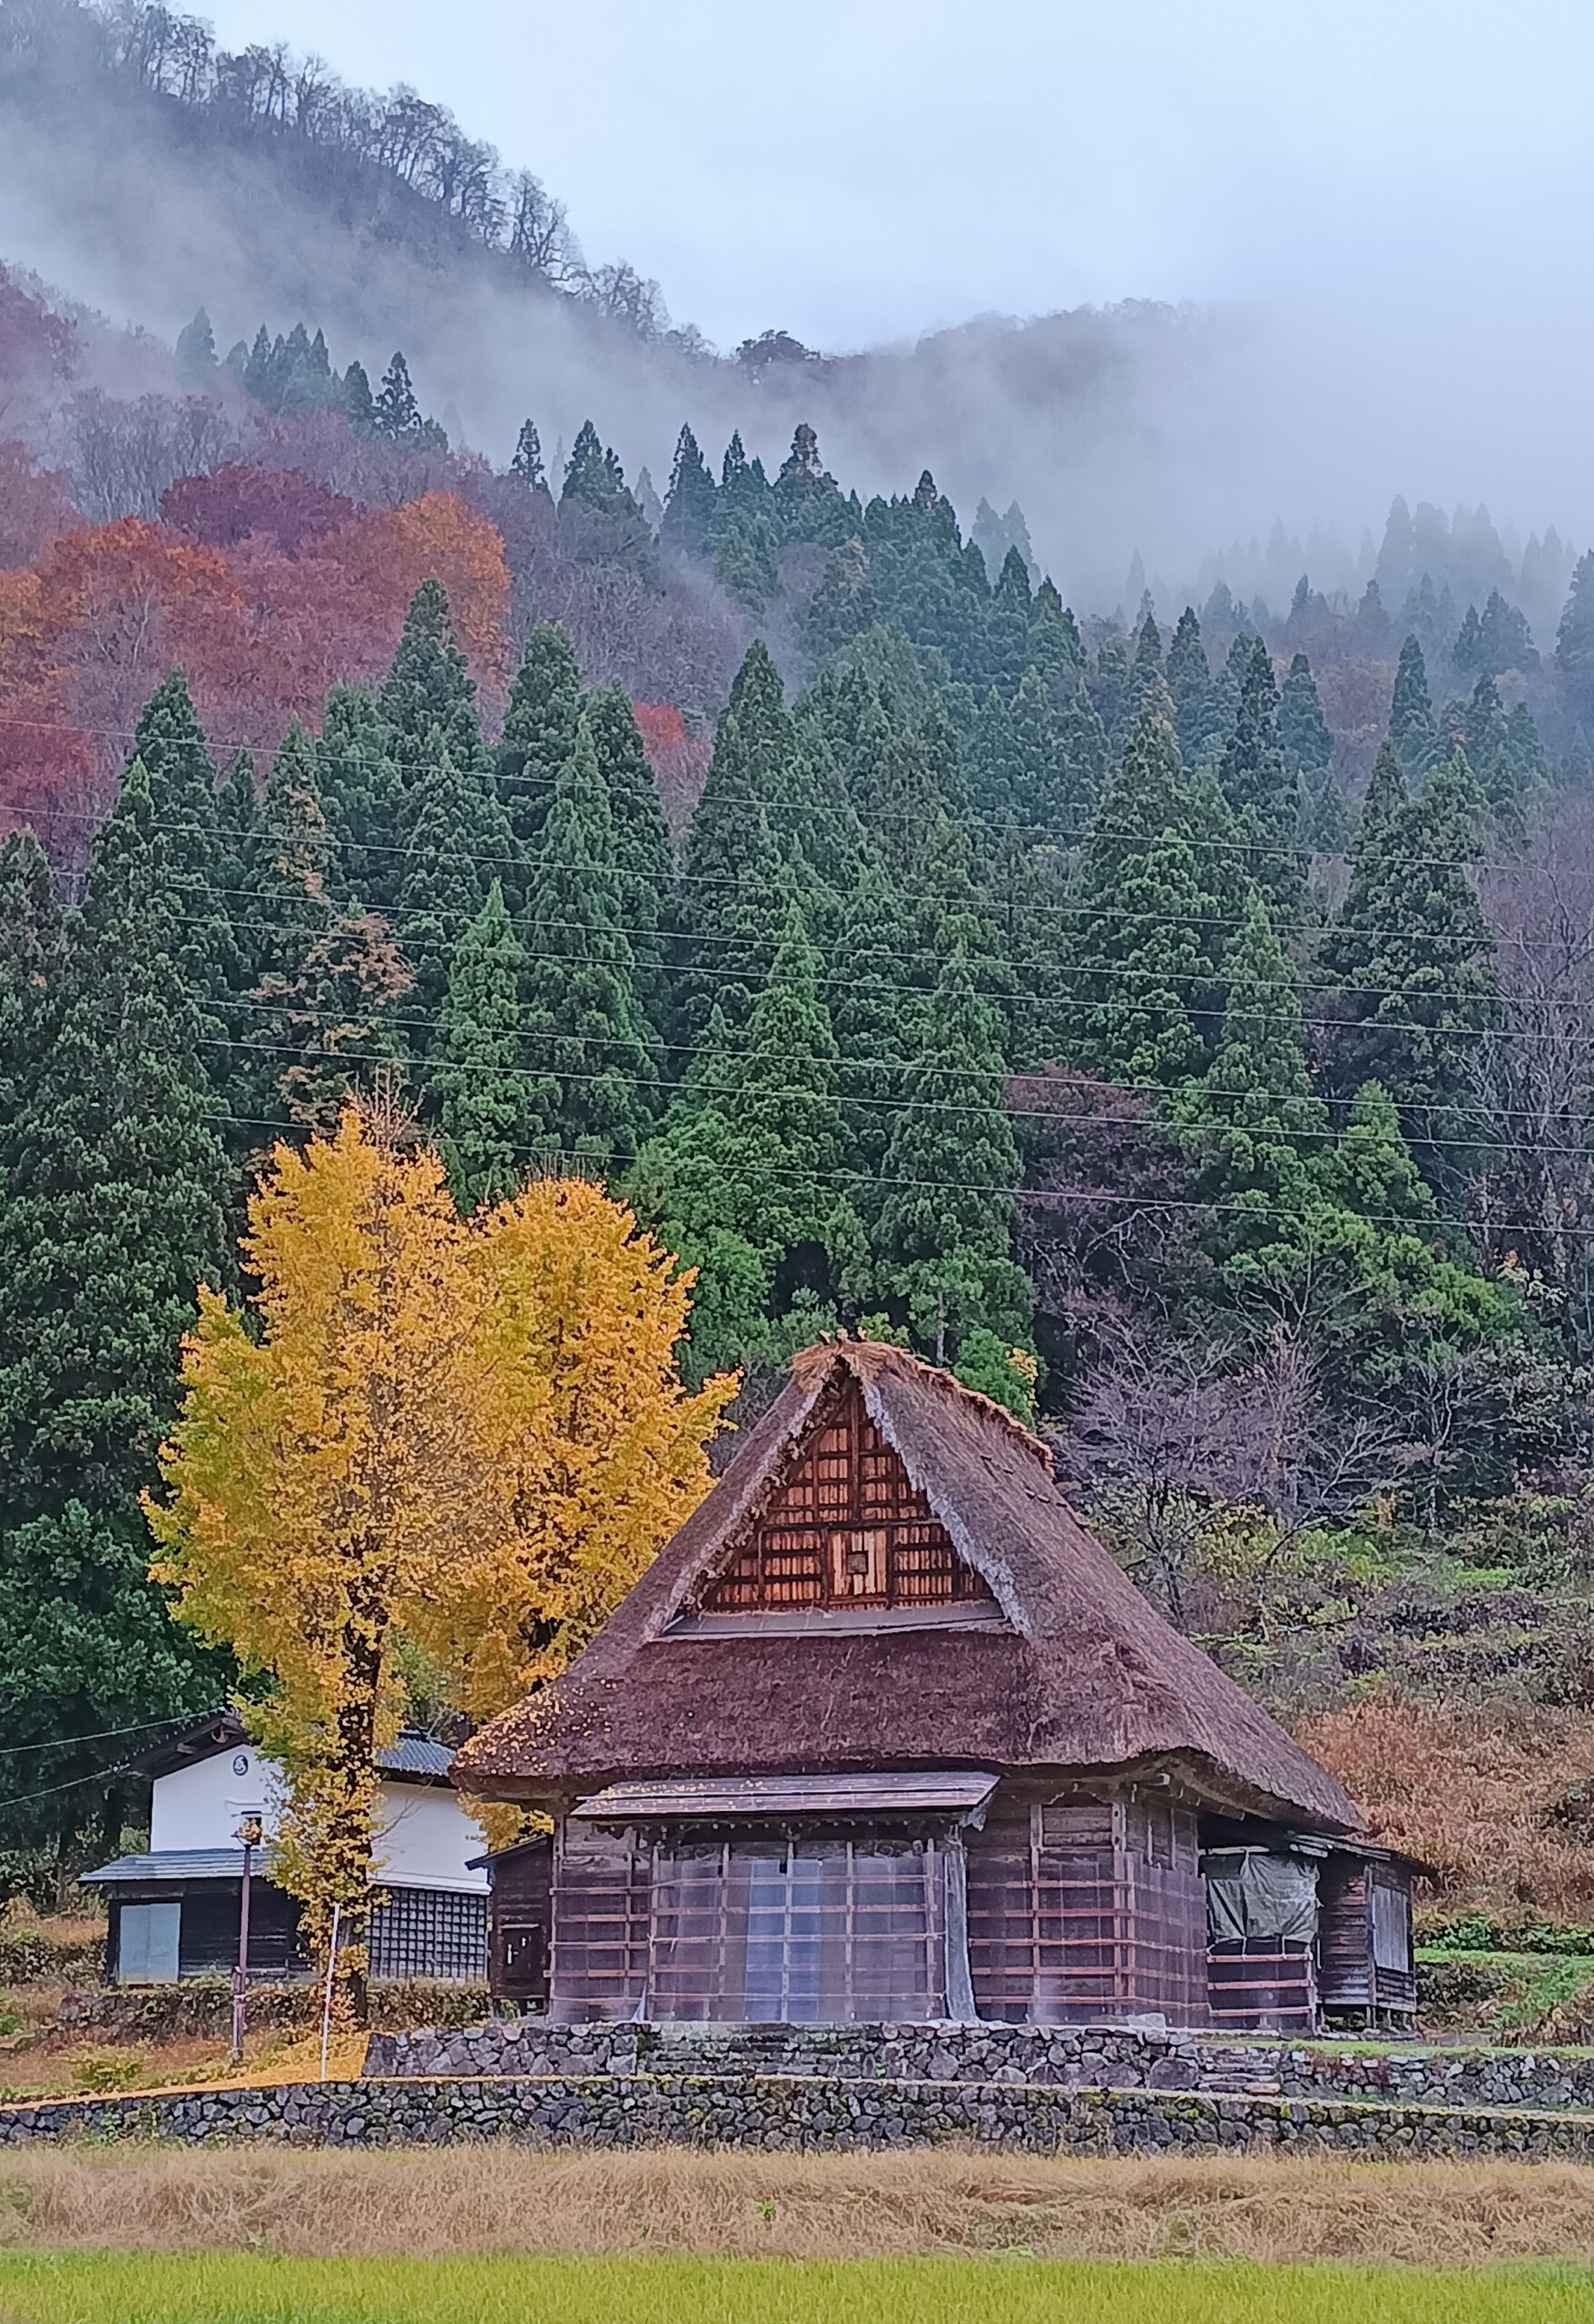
left=0, top=2254, right=1590, bottom=2324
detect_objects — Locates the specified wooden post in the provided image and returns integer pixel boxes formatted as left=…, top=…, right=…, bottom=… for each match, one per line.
left=320, top=1904, right=341, bottom=2082
left=230, top=1814, right=262, bottom=2066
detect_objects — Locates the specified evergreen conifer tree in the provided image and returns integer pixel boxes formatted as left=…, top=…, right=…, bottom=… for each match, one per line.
left=1176, top=887, right=1327, bottom=1286
left=126, top=671, right=237, bottom=1074
left=496, top=624, right=583, bottom=860
left=561, top=420, right=641, bottom=520
left=379, top=579, right=481, bottom=774
left=0, top=763, right=230, bottom=1858
left=216, top=747, right=257, bottom=901
left=1126, top=615, right=1168, bottom=726
left=634, top=910, right=855, bottom=1374
left=175, top=308, right=217, bottom=388
left=1317, top=746, right=1499, bottom=1196
left=717, top=900, right=851, bottom=1267
left=583, top=683, right=675, bottom=1022
left=1217, top=638, right=1306, bottom=929
left=317, top=684, right=404, bottom=910
left=510, top=419, right=546, bottom=490
left=675, top=645, right=823, bottom=1042
left=1055, top=681, right=1110, bottom=836
left=518, top=715, right=654, bottom=1169
left=373, top=351, right=421, bottom=437
left=233, top=724, right=347, bottom=1119
left=1278, top=652, right=1349, bottom=850
left=1555, top=550, right=1594, bottom=734
left=396, top=736, right=517, bottom=1023
left=986, top=546, right=1034, bottom=691
left=830, top=861, right=919, bottom=1201
left=658, top=423, right=717, bottom=564
left=1278, top=652, right=1334, bottom=778
left=1198, top=626, right=1247, bottom=740
left=1389, top=635, right=1440, bottom=780
left=872, top=942, right=1032, bottom=1373
left=1166, top=606, right=1216, bottom=764
left=1028, top=581, right=1087, bottom=700
left=341, top=359, right=375, bottom=432
left=432, top=881, right=535, bottom=1210
left=1063, top=711, right=1228, bottom=1085
left=0, top=830, right=62, bottom=1153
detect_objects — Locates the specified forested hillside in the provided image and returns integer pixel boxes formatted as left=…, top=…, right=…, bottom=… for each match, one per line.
left=0, top=2, right=1302, bottom=594
left=5, top=154, right=1594, bottom=1935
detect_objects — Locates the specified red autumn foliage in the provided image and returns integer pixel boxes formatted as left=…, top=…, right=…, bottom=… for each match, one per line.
left=633, top=700, right=712, bottom=832
left=0, top=491, right=515, bottom=862
left=0, top=265, right=77, bottom=435
left=0, top=438, right=77, bottom=569
left=0, top=569, right=95, bottom=856
left=161, top=463, right=357, bottom=557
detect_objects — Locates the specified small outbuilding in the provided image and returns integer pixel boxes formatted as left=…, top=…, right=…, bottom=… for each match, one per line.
left=84, top=1713, right=489, bottom=1986
left=457, top=1341, right=1415, bottom=2033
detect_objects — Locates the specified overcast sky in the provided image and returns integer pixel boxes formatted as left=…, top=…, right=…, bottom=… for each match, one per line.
left=195, top=0, right=1594, bottom=354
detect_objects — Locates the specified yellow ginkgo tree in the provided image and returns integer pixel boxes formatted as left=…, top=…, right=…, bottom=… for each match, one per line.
left=146, top=1099, right=733, bottom=2014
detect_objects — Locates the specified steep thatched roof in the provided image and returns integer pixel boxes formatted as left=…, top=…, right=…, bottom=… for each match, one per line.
left=455, top=1341, right=1361, bottom=1832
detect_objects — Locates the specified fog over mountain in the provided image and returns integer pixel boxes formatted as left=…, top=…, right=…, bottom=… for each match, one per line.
left=1, top=0, right=1590, bottom=610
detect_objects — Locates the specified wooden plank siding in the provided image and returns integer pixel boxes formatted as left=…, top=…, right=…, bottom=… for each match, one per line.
left=965, top=1787, right=1208, bottom=2025
left=1206, top=1944, right=1316, bottom=2032
left=487, top=1837, right=552, bottom=2006
left=700, top=1380, right=995, bottom=1614
left=1318, top=1857, right=1417, bottom=2024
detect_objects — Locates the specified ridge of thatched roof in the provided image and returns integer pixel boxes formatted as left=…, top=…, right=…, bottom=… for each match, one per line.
left=454, top=1340, right=1362, bottom=1833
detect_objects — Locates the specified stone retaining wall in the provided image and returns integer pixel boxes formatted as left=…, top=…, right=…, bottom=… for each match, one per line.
left=364, top=2018, right=1594, bottom=2115
left=3, top=2073, right=1594, bottom=2158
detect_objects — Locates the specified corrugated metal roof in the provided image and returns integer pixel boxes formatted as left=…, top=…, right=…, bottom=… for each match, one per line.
left=83, top=1850, right=252, bottom=1884
left=377, top=1732, right=455, bottom=1778
left=570, top=1770, right=999, bottom=1822
left=84, top=1849, right=484, bottom=1893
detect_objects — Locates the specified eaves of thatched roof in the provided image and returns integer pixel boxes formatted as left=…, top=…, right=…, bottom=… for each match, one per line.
left=454, top=1340, right=1362, bottom=1834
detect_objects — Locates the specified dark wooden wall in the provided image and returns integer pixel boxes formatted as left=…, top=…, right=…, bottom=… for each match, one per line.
left=1318, top=1857, right=1417, bottom=2023
left=487, top=1838, right=553, bottom=2006
left=965, top=1787, right=1208, bottom=2025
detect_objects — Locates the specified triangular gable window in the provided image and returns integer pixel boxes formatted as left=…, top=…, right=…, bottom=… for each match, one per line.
left=699, top=1380, right=993, bottom=1613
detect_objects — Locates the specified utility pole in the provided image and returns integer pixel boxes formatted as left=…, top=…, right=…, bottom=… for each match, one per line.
left=231, top=1813, right=263, bottom=2067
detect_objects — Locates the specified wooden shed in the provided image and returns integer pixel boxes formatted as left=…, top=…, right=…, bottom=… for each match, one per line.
left=456, top=1341, right=1415, bottom=2033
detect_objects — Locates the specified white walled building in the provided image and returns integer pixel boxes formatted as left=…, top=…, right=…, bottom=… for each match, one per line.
left=85, top=1713, right=489, bottom=1985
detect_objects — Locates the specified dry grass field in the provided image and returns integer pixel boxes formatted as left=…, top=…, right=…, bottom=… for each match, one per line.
left=3, top=2145, right=1594, bottom=2268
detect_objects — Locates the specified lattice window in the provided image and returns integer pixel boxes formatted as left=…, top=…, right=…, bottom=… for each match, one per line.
left=644, top=1837, right=947, bottom=2023
left=701, top=1383, right=992, bottom=1612
left=368, top=1886, right=487, bottom=1984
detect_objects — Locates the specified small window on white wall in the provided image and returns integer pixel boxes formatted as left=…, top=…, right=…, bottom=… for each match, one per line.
left=119, top=1901, right=181, bottom=1983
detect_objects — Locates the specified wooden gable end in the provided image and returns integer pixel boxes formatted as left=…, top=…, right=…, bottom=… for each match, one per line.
left=699, top=1377, right=994, bottom=1613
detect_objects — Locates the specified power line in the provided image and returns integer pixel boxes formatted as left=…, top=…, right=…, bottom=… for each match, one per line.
left=14, top=723, right=1567, bottom=881
left=0, top=1714, right=198, bottom=1759
left=208, top=1009, right=1558, bottom=1159
left=206, top=1098, right=1594, bottom=1245
left=17, top=840, right=1544, bottom=1014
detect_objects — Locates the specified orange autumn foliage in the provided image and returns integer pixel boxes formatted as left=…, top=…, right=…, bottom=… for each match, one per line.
left=1299, top=1690, right=1594, bottom=1925
left=320, top=492, right=510, bottom=688
left=0, top=491, right=514, bottom=852
left=0, top=566, right=93, bottom=847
